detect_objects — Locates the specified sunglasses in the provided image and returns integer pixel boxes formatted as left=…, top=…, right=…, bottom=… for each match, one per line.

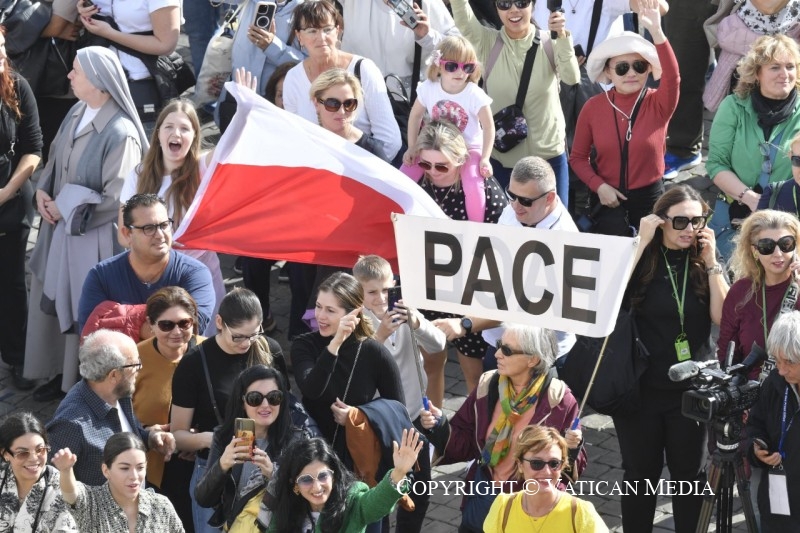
left=295, top=469, right=334, bottom=488
left=243, top=390, right=284, bottom=407
left=127, top=219, right=174, bottom=237
left=521, top=457, right=564, bottom=471
left=7, top=445, right=51, bottom=461
left=754, top=235, right=796, bottom=255
left=156, top=318, right=194, bottom=332
left=418, top=160, right=451, bottom=173
left=440, top=60, right=477, bottom=74
left=505, top=187, right=551, bottom=208
left=791, top=155, right=800, bottom=167
left=759, top=142, right=775, bottom=175
left=495, top=340, right=529, bottom=357
left=664, top=215, right=708, bottom=230
left=317, top=97, right=358, bottom=113
left=612, top=60, right=649, bottom=77
left=496, top=0, right=532, bottom=9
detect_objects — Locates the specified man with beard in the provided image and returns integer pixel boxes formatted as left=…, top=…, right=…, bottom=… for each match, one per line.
left=46, top=329, right=175, bottom=485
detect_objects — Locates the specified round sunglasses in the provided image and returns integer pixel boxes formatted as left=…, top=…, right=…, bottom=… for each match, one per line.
left=611, top=60, right=649, bottom=77
left=520, top=457, right=564, bottom=471
left=754, top=235, right=796, bottom=256
left=243, top=390, right=284, bottom=407
left=295, top=469, right=334, bottom=488
left=663, top=215, right=708, bottom=230
left=317, top=97, right=358, bottom=113
left=496, top=0, right=532, bottom=10
left=418, top=160, right=451, bottom=173
left=439, top=60, right=476, bottom=74
left=156, top=318, right=194, bottom=332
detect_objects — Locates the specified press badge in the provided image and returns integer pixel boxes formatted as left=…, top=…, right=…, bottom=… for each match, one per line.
left=675, top=334, right=691, bottom=362
left=769, top=467, right=791, bottom=515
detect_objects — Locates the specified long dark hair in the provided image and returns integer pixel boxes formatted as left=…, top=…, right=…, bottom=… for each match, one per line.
left=218, top=287, right=273, bottom=367
left=217, top=365, right=292, bottom=453
left=269, top=438, right=356, bottom=533
left=0, top=411, right=47, bottom=457
left=0, top=27, right=20, bottom=120
left=103, top=432, right=146, bottom=468
left=629, top=185, right=710, bottom=310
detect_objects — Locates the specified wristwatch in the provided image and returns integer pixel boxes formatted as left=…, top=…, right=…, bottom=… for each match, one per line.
left=706, top=264, right=724, bottom=276
left=460, top=316, right=473, bottom=335
left=389, top=472, right=410, bottom=494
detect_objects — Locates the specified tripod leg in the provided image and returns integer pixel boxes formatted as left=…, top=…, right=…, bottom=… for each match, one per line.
left=734, top=455, right=760, bottom=533
left=697, top=456, right=723, bottom=533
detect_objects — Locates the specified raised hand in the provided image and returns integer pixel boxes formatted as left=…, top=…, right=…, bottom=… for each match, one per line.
left=392, top=428, right=423, bottom=476
left=51, top=448, right=78, bottom=472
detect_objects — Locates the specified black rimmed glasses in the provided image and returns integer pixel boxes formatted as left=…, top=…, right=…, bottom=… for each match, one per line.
left=8, top=445, right=51, bottom=461
left=495, top=340, right=530, bottom=357
left=418, top=160, right=451, bottom=173
left=496, top=0, right=532, bottom=9
left=754, top=235, right=796, bottom=255
left=612, top=60, right=649, bottom=77
left=120, top=362, right=143, bottom=372
left=127, top=219, right=174, bottom=236
left=317, top=97, right=358, bottom=113
left=664, top=215, right=708, bottom=230
left=224, top=322, right=264, bottom=344
left=295, top=469, right=334, bottom=488
left=243, top=390, right=284, bottom=407
left=791, top=155, right=800, bottom=167
left=521, top=457, right=564, bottom=471
left=156, top=318, right=194, bottom=332
left=505, top=187, right=551, bottom=208
left=440, top=60, right=477, bottom=74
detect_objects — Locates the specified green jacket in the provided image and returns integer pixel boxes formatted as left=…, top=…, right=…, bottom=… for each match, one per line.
left=267, top=470, right=403, bottom=533
left=449, top=0, right=580, bottom=167
left=706, top=92, right=800, bottom=191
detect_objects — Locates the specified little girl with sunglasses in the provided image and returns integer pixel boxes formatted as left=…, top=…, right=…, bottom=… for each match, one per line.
left=401, top=35, right=495, bottom=222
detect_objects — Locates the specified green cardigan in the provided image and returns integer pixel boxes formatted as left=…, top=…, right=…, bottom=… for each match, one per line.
left=267, top=470, right=404, bottom=533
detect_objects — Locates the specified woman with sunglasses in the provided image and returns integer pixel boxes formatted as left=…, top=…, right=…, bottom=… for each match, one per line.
left=706, top=34, right=800, bottom=261
left=0, top=411, right=77, bottom=532
left=449, top=0, right=579, bottom=198
left=719, top=210, right=800, bottom=376
left=484, top=426, right=607, bottom=531
left=614, top=185, right=728, bottom=533
left=264, top=432, right=422, bottom=532
left=570, top=0, right=677, bottom=237
left=310, top=69, right=389, bottom=162
left=195, top=365, right=317, bottom=532
left=131, top=286, right=202, bottom=531
left=283, top=0, right=401, bottom=161
left=171, top=287, right=287, bottom=533
left=420, top=323, right=586, bottom=533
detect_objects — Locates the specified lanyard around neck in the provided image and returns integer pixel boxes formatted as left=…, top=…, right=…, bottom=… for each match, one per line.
left=662, top=248, right=689, bottom=333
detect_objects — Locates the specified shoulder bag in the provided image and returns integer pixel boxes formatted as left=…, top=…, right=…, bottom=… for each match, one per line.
left=489, top=34, right=538, bottom=153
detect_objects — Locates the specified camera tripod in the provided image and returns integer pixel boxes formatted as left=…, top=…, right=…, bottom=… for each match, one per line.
left=696, top=416, right=759, bottom=533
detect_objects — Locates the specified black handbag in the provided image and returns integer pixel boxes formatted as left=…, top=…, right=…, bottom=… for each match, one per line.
left=491, top=36, right=538, bottom=153
left=559, top=307, right=650, bottom=417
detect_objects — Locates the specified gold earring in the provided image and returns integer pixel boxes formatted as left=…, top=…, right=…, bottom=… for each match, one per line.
left=293, top=485, right=300, bottom=495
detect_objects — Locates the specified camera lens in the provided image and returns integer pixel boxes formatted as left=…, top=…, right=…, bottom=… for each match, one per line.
left=256, top=16, right=268, bottom=27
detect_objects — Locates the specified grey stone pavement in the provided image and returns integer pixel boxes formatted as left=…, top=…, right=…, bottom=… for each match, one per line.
left=0, top=33, right=751, bottom=531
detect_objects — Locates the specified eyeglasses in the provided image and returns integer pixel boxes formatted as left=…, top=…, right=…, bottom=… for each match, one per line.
left=243, top=390, right=284, bottom=407
left=495, top=340, right=530, bottom=357
left=295, top=469, right=334, bottom=488
left=759, top=142, right=775, bottom=175
left=612, top=60, right=649, bottom=77
left=754, top=235, right=796, bottom=255
left=156, top=318, right=194, bottom=332
left=224, top=322, right=264, bottom=344
left=127, top=219, right=174, bottom=237
left=664, top=215, right=708, bottom=230
left=505, top=187, right=551, bottom=208
left=521, top=457, right=564, bottom=471
left=496, top=0, right=532, bottom=10
left=418, top=160, right=451, bottom=173
left=440, top=60, right=477, bottom=74
left=7, top=445, right=51, bottom=461
left=120, top=362, right=143, bottom=372
left=300, top=26, right=336, bottom=37
left=317, top=97, right=358, bottom=113
left=791, top=155, right=800, bottom=167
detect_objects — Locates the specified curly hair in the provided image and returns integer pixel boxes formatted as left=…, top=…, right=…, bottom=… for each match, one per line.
left=734, top=34, right=800, bottom=99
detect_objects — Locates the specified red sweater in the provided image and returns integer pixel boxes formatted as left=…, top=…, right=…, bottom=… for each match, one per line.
left=570, top=41, right=680, bottom=192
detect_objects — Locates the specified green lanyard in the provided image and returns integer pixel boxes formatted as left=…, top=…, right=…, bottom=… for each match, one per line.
left=761, top=281, right=794, bottom=345
left=662, top=248, right=689, bottom=334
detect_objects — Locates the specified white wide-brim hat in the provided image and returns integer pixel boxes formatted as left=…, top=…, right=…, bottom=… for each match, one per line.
left=586, top=31, right=662, bottom=85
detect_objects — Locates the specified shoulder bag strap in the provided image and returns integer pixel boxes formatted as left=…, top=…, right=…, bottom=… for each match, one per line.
left=571, top=495, right=578, bottom=532
left=501, top=492, right=518, bottom=531
left=585, top=0, right=604, bottom=58
left=514, top=33, right=539, bottom=110
left=199, top=344, right=223, bottom=426
left=354, top=58, right=363, bottom=82
left=411, top=0, right=422, bottom=103
left=330, top=340, right=364, bottom=446
left=483, top=33, right=505, bottom=92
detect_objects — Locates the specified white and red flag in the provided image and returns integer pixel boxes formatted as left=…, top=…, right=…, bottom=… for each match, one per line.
left=174, top=83, right=445, bottom=268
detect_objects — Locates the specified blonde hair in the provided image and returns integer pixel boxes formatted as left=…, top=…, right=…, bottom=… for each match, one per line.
left=734, top=34, right=800, bottom=99
left=353, top=255, right=393, bottom=283
left=426, top=35, right=482, bottom=84
left=415, top=120, right=469, bottom=190
left=513, top=426, right=567, bottom=481
left=310, top=68, right=364, bottom=110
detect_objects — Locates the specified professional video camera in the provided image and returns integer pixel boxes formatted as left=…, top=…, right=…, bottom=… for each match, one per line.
left=668, top=344, right=766, bottom=423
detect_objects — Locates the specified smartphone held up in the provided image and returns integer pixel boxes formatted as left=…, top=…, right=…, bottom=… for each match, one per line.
left=254, top=2, right=277, bottom=30
left=234, top=418, right=256, bottom=459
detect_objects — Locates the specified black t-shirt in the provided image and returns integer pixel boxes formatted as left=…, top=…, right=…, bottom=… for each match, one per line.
left=171, top=336, right=287, bottom=438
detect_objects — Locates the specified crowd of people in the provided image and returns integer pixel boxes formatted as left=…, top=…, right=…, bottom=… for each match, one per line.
left=1, top=0, right=800, bottom=532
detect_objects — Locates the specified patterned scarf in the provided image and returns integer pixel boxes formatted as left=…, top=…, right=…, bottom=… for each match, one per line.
left=482, top=371, right=547, bottom=467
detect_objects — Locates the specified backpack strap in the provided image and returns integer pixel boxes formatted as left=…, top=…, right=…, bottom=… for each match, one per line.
left=768, top=179, right=790, bottom=210
left=571, top=495, right=578, bottom=532
left=585, top=0, right=604, bottom=58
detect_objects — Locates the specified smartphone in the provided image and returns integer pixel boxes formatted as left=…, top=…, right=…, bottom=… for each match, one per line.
left=253, top=2, right=277, bottom=30
left=234, top=418, right=256, bottom=455
left=83, top=0, right=95, bottom=6
left=573, top=44, right=586, bottom=58
left=387, top=286, right=403, bottom=311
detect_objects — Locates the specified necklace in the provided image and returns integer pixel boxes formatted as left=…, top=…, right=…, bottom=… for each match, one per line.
left=130, top=256, right=168, bottom=288
left=523, top=492, right=562, bottom=531
left=431, top=182, right=455, bottom=205
left=567, top=0, right=579, bottom=13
